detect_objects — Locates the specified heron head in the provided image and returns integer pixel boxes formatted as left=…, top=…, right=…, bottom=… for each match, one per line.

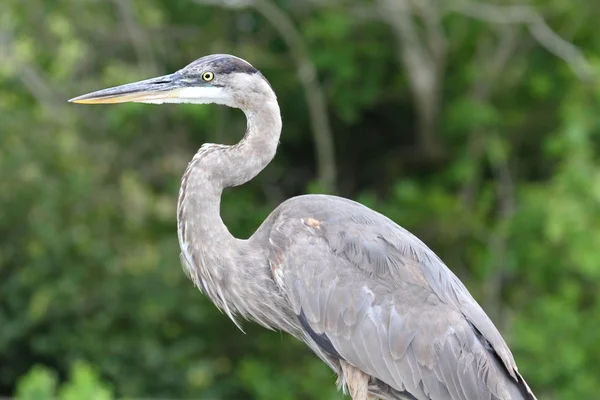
left=69, top=54, right=275, bottom=109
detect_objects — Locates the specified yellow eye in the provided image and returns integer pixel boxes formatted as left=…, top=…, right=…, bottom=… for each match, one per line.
left=202, top=71, right=214, bottom=82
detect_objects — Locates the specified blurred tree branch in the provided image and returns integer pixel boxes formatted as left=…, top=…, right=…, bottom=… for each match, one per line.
left=456, top=27, right=521, bottom=326
left=312, top=0, right=594, bottom=165
left=485, top=132, right=515, bottom=328
left=444, top=0, right=595, bottom=81
left=376, top=0, right=447, bottom=160
left=460, top=26, right=521, bottom=208
left=194, top=0, right=338, bottom=193
left=305, top=0, right=448, bottom=159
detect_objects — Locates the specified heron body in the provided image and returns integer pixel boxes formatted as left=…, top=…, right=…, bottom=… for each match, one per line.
left=71, top=54, right=537, bottom=400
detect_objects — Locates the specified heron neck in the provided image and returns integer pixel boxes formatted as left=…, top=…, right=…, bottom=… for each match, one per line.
left=225, top=99, right=282, bottom=188
left=176, top=97, right=284, bottom=329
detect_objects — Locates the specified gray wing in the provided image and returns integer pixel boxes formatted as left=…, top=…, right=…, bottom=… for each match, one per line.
left=267, top=194, right=535, bottom=400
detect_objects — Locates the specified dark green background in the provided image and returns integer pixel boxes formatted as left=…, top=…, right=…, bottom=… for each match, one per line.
left=2, top=0, right=599, bottom=398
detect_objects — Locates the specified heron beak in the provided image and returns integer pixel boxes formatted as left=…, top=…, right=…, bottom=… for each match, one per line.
left=69, top=73, right=182, bottom=104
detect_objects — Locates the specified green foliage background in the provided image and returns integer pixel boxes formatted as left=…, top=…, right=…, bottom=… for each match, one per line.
left=1, top=0, right=599, bottom=399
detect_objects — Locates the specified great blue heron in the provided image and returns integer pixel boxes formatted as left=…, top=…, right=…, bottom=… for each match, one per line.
left=70, top=54, right=536, bottom=400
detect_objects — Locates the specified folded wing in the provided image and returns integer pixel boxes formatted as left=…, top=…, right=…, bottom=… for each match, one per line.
left=267, top=195, right=535, bottom=400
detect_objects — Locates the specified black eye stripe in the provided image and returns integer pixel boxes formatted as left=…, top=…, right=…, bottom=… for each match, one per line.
left=184, top=55, right=258, bottom=75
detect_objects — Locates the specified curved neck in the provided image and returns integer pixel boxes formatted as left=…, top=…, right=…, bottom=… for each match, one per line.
left=179, top=97, right=281, bottom=234
left=227, top=101, right=283, bottom=188
left=176, top=96, right=283, bottom=328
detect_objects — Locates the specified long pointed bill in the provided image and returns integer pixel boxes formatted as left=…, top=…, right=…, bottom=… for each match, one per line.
left=69, top=73, right=182, bottom=104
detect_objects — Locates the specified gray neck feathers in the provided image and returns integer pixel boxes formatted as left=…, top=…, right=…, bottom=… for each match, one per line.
left=176, top=92, right=293, bottom=332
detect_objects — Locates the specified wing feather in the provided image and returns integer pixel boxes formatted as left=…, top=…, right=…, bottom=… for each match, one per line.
left=266, top=195, right=536, bottom=400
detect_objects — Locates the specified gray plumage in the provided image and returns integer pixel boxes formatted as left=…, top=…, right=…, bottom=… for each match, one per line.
left=70, top=54, right=537, bottom=400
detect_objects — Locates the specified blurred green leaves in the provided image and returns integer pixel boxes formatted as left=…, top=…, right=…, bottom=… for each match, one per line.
left=16, top=362, right=112, bottom=400
left=1, top=0, right=600, bottom=399
left=303, top=10, right=391, bottom=123
left=15, top=366, right=57, bottom=400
